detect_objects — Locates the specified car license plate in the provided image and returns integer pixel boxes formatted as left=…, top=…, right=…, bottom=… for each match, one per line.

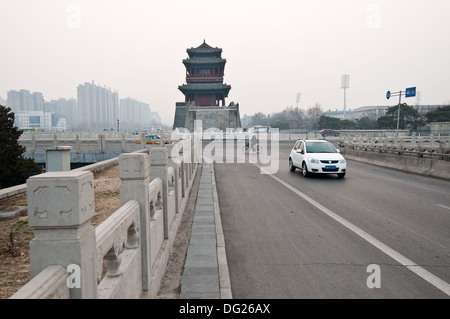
left=325, top=165, right=336, bottom=170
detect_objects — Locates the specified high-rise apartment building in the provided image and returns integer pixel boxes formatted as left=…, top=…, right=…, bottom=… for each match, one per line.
left=44, top=98, right=78, bottom=130
left=7, top=90, right=44, bottom=112
left=77, top=81, right=119, bottom=131
left=120, top=98, right=153, bottom=130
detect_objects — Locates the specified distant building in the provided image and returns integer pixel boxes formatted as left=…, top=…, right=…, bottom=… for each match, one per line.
left=55, top=118, right=67, bottom=131
left=44, top=98, right=78, bottom=130
left=173, top=41, right=241, bottom=132
left=326, top=105, right=442, bottom=121
left=14, top=111, right=53, bottom=131
left=77, top=81, right=119, bottom=131
left=324, top=109, right=353, bottom=120
left=120, top=98, right=161, bottom=130
left=7, top=89, right=44, bottom=112
left=429, top=122, right=450, bottom=135
left=350, top=106, right=388, bottom=121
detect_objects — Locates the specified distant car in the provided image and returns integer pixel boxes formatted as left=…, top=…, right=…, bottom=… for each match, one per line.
left=320, top=129, right=341, bottom=137
left=289, top=139, right=347, bottom=178
left=144, top=134, right=172, bottom=145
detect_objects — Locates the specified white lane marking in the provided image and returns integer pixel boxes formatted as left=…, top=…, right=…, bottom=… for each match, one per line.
left=257, top=164, right=450, bottom=297
left=436, top=204, right=450, bottom=211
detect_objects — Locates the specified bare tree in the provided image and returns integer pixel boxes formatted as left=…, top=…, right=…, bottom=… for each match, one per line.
left=305, top=103, right=324, bottom=130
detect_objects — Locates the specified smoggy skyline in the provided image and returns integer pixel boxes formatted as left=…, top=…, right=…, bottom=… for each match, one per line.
left=1, top=0, right=449, bottom=126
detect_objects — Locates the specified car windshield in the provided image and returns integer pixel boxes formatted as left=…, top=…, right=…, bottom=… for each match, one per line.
left=305, top=142, right=337, bottom=153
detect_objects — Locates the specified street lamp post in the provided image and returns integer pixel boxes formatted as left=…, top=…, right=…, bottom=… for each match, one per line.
left=341, top=75, right=350, bottom=120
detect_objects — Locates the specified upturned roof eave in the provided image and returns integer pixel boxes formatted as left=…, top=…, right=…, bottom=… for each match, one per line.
left=178, top=83, right=231, bottom=92
left=182, top=58, right=226, bottom=65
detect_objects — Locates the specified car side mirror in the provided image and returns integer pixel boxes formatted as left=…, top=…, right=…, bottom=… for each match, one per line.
left=336, top=149, right=340, bottom=153
left=296, top=150, right=304, bottom=154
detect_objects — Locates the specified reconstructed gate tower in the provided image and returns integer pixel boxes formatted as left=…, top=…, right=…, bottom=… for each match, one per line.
left=173, top=41, right=241, bottom=131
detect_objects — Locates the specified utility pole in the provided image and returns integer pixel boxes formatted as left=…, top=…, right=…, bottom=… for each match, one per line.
left=397, top=91, right=402, bottom=131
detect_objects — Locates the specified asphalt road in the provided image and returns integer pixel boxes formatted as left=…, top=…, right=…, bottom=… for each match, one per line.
left=212, top=141, right=450, bottom=299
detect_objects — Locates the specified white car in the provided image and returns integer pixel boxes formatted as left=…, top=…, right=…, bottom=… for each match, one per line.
left=289, top=140, right=347, bottom=178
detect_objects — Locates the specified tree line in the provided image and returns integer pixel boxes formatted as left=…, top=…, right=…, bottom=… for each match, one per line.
left=243, top=104, right=450, bottom=131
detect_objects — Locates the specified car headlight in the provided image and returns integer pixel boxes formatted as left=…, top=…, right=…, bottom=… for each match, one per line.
left=340, top=159, right=346, bottom=164
left=308, top=158, right=320, bottom=164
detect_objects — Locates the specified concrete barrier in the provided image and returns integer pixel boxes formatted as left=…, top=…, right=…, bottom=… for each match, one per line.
left=341, top=148, right=450, bottom=180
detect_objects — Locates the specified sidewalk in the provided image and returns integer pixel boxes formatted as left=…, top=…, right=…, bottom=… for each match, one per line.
left=179, top=163, right=232, bottom=299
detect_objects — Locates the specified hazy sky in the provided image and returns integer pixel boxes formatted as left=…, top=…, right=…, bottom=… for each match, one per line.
left=1, top=0, right=449, bottom=125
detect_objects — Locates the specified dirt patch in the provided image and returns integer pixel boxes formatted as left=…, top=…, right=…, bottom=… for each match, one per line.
left=91, top=165, right=121, bottom=227
left=0, top=165, right=121, bottom=299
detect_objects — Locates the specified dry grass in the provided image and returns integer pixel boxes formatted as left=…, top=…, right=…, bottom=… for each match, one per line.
left=0, top=165, right=121, bottom=299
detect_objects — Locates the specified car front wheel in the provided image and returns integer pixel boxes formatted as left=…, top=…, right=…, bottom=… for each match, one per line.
left=302, top=162, right=310, bottom=177
left=338, top=173, right=345, bottom=178
left=289, top=158, right=296, bottom=172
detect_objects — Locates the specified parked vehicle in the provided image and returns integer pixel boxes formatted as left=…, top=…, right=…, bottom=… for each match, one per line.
left=289, top=139, right=346, bottom=178
left=144, top=134, right=172, bottom=145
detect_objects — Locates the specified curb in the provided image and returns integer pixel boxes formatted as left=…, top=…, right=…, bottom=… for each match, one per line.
left=211, top=163, right=233, bottom=299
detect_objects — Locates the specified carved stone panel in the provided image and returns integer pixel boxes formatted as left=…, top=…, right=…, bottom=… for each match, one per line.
left=119, top=153, right=150, bottom=180
left=149, top=148, right=168, bottom=166
left=27, top=171, right=95, bottom=228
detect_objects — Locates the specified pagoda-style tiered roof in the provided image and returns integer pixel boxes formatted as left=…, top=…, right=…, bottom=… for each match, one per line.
left=187, top=41, right=222, bottom=58
left=179, top=41, right=231, bottom=107
left=173, top=41, right=241, bottom=130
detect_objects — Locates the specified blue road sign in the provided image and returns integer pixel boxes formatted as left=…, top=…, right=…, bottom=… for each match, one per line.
left=405, top=87, right=416, bottom=98
left=386, top=91, right=391, bottom=100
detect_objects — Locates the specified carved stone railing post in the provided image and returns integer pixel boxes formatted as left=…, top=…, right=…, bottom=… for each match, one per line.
left=183, top=139, right=192, bottom=182
left=166, top=144, right=181, bottom=213
left=27, top=171, right=98, bottom=299
left=192, top=134, right=197, bottom=174
left=75, top=133, right=81, bottom=153
left=121, top=132, right=126, bottom=153
left=176, top=139, right=190, bottom=196
left=118, top=153, right=151, bottom=292
left=149, top=147, right=169, bottom=239
left=179, top=146, right=186, bottom=198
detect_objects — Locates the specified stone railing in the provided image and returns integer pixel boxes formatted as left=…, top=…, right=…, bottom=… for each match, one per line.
left=18, top=131, right=178, bottom=164
left=10, top=142, right=198, bottom=299
left=0, top=150, right=135, bottom=202
left=340, top=134, right=450, bottom=160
